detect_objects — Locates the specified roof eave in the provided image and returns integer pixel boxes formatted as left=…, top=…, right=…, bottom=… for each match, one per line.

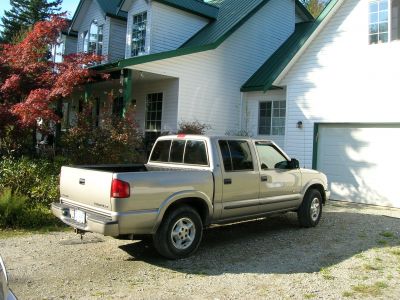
left=154, top=0, right=219, bottom=19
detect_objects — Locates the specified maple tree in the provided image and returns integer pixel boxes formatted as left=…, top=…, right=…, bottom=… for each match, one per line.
left=0, top=15, right=106, bottom=154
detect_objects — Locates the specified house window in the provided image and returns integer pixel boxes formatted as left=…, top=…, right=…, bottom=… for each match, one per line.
left=53, top=41, right=64, bottom=63
left=131, top=12, right=147, bottom=57
left=369, top=0, right=400, bottom=44
left=84, top=20, right=103, bottom=55
left=145, top=93, right=163, bottom=132
left=112, top=97, right=124, bottom=118
left=259, top=101, right=286, bottom=136
left=83, top=31, right=89, bottom=53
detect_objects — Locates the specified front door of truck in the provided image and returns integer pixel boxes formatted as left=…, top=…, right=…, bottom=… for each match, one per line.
left=218, top=140, right=260, bottom=219
left=255, top=142, right=302, bottom=212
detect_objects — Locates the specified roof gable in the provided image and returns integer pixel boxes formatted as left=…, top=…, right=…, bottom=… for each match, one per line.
left=241, top=0, right=341, bottom=92
left=70, top=0, right=127, bottom=32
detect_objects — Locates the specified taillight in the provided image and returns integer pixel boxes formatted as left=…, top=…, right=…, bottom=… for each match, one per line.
left=111, top=179, right=130, bottom=198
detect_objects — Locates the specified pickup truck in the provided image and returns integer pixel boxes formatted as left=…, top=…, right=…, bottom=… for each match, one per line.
left=52, top=135, right=330, bottom=259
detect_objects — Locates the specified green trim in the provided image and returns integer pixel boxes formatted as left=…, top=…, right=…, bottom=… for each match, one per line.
left=122, top=69, right=133, bottom=116
left=312, top=123, right=319, bottom=170
left=155, top=0, right=219, bottom=19
left=95, top=0, right=273, bottom=71
left=295, top=0, right=314, bottom=21
left=241, top=0, right=340, bottom=92
left=105, top=13, right=128, bottom=21
left=118, top=43, right=216, bottom=68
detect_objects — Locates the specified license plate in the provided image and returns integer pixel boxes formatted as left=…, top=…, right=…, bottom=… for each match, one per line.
left=73, top=209, right=86, bottom=224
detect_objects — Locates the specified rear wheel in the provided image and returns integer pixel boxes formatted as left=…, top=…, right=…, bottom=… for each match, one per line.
left=153, top=205, right=203, bottom=259
left=297, top=189, right=322, bottom=227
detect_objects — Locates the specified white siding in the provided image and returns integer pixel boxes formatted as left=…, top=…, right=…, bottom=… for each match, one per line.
left=244, top=90, right=286, bottom=148
left=279, top=0, right=400, bottom=168
left=125, top=0, right=150, bottom=58
left=151, top=2, right=209, bottom=53
left=133, top=79, right=179, bottom=132
left=108, top=18, right=127, bottom=62
left=76, top=0, right=106, bottom=54
left=126, top=0, right=296, bottom=135
left=64, top=35, right=77, bottom=55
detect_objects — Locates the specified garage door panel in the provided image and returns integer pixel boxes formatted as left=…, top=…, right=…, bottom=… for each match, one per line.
left=317, top=124, right=400, bottom=208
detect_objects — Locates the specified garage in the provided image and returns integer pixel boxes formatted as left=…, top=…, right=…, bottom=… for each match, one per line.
left=315, top=123, right=400, bottom=208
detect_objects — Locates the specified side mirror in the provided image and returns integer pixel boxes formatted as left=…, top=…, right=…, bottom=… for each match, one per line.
left=289, top=158, right=300, bottom=169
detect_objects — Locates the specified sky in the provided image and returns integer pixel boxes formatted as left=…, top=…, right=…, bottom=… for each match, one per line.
left=0, top=0, right=79, bottom=22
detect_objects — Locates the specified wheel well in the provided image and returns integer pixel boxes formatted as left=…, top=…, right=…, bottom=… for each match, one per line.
left=307, top=184, right=326, bottom=204
left=164, top=198, right=209, bottom=226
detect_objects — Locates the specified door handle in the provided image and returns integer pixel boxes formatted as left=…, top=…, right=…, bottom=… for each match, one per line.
left=261, top=176, right=268, bottom=182
left=224, top=178, right=232, bottom=185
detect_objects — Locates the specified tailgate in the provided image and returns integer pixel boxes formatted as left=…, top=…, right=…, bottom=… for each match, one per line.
left=60, top=166, right=113, bottom=211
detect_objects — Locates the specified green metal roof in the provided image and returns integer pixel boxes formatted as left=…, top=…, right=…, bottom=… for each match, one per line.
left=97, top=0, right=275, bottom=70
left=94, top=0, right=320, bottom=72
left=97, top=0, right=127, bottom=19
left=182, top=0, right=271, bottom=48
left=118, top=0, right=219, bottom=19
left=154, top=0, right=219, bottom=19
left=241, top=0, right=340, bottom=92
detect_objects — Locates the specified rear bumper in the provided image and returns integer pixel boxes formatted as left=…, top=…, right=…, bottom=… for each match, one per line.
left=52, top=202, right=119, bottom=236
left=51, top=202, right=159, bottom=236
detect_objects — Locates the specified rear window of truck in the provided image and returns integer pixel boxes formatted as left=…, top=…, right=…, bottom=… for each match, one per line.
left=150, top=139, right=208, bottom=166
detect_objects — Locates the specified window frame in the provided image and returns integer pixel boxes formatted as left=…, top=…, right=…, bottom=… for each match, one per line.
left=149, top=138, right=210, bottom=167
left=84, top=20, right=103, bottom=55
left=369, top=0, right=400, bottom=44
left=258, top=100, right=286, bottom=136
left=131, top=11, right=148, bottom=57
left=145, top=92, right=163, bottom=133
left=218, top=140, right=255, bottom=173
left=254, top=141, right=290, bottom=171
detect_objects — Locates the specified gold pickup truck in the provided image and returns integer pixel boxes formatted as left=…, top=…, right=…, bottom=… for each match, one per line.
left=52, top=135, right=330, bottom=259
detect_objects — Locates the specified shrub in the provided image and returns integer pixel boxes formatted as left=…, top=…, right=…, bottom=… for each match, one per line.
left=61, top=99, right=145, bottom=164
left=0, top=188, right=27, bottom=228
left=0, top=156, right=62, bottom=207
left=178, top=120, right=211, bottom=135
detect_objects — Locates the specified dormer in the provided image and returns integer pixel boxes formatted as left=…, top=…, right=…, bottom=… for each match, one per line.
left=69, top=0, right=128, bottom=62
left=119, top=0, right=219, bottom=58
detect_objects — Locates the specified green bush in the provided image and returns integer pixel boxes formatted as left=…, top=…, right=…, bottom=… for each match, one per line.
left=0, top=188, right=27, bottom=228
left=0, top=156, right=63, bottom=207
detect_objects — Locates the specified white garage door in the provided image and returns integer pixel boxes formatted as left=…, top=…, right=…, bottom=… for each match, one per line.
left=316, top=124, right=400, bottom=208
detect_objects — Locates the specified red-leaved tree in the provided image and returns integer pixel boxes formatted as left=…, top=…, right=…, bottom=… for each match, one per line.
left=0, top=16, right=107, bottom=154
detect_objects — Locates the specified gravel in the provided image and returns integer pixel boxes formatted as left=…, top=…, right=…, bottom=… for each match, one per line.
left=1, top=201, right=400, bottom=300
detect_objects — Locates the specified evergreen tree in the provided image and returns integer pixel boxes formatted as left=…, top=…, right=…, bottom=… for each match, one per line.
left=0, top=0, right=62, bottom=44
left=301, top=0, right=326, bottom=18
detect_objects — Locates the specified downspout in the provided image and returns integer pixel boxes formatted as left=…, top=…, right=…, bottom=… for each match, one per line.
left=239, top=92, right=244, bottom=133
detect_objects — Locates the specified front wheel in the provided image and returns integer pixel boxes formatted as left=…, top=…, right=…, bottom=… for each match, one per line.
left=297, top=189, right=322, bottom=227
left=153, top=205, right=203, bottom=259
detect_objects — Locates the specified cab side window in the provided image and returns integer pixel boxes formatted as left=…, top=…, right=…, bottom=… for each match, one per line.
left=255, top=142, right=288, bottom=170
left=219, top=140, right=254, bottom=172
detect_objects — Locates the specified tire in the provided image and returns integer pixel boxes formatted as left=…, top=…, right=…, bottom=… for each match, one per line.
left=297, top=189, right=323, bottom=228
left=153, top=205, right=203, bottom=259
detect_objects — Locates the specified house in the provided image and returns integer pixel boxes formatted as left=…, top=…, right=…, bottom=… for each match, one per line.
left=62, top=0, right=313, bottom=143
left=242, top=0, right=400, bottom=208
left=60, top=0, right=399, bottom=208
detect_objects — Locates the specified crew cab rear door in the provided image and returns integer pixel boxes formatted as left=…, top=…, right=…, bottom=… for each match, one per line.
left=218, top=140, right=260, bottom=219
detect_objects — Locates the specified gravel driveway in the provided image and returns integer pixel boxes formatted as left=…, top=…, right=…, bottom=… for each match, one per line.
left=1, top=201, right=400, bottom=300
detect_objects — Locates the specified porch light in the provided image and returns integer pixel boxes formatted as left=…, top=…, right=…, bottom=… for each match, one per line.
left=297, top=121, right=303, bottom=129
